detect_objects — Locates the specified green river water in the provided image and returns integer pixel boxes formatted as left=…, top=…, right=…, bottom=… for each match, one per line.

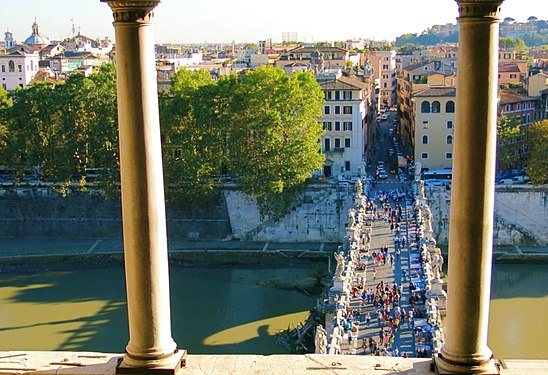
left=0, top=263, right=546, bottom=358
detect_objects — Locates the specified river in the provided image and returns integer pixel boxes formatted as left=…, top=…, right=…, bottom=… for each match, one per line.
left=0, top=263, right=546, bottom=358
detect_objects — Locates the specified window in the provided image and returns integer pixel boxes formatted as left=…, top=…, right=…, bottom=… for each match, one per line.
left=421, top=101, right=431, bottom=113
left=446, top=152, right=453, bottom=159
left=1, top=84, right=5, bottom=90
left=1, top=65, right=4, bottom=72
left=323, top=122, right=332, bottom=131
left=324, top=138, right=330, bottom=151
left=432, top=101, right=441, bottom=113
left=18, top=65, right=22, bottom=73
left=325, top=91, right=332, bottom=100
left=343, top=91, right=352, bottom=100
left=422, top=121, right=429, bottom=129
left=446, top=101, right=455, bottom=113
left=510, top=74, right=517, bottom=79
left=345, top=161, right=350, bottom=171
left=343, top=106, right=352, bottom=114
left=422, top=135, right=429, bottom=144
left=447, top=121, right=453, bottom=129
left=382, top=64, right=389, bottom=70
left=334, top=138, right=341, bottom=148
left=335, top=121, right=341, bottom=131
left=504, top=104, right=511, bottom=112
left=517, top=103, right=521, bottom=110
left=421, top=152, right=429, bottom=159
left=383, top=82, right=387, bottom=88
left=447, top=135, right=453, bottom=144
left=335, top=106, right=340, bottom=114
left=343, top=121, right=352, bottom=131
left=335, top=91, right=340, bottom=101
left=344, top=138, right=351, bottom=148
left=324, top=106, right=330, bottom=115
left=8, top=60, right=15, bottom=72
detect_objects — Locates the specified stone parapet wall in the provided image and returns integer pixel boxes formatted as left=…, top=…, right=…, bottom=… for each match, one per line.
left=0, top=194, right=231, bottom=240
left=425, top=185, right=548, bottom=246
left=224, top=184, right=353, bottom=242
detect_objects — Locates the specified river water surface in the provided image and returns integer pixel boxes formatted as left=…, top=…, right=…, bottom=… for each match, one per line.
left=0, top=263, right=546, bottom=358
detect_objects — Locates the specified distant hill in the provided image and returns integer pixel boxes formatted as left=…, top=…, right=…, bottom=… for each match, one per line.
left=395, top=18, right=547, bottom=47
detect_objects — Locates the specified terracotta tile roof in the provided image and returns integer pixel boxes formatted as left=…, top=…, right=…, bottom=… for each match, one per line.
left=499, top=91, right=536, bottom=104
left=413, top=86, right=456, bottom=97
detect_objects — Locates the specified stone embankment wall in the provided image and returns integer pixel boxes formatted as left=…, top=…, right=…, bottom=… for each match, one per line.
left=224, top=184, right=353, bottom=242
left=0, top=192, right=231, bottom=240
left=425, top=185, right=548, bottom=246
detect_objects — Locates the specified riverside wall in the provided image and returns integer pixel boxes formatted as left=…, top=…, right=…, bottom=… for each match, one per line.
left=425, top=185, right=548, bottom=246
left=0, top=184, right=546, bottom=245
left=0, top=191, right=231, bottom=240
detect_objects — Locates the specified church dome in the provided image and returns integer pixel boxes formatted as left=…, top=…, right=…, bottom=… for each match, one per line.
left=24, top=19, right=50, bottom=45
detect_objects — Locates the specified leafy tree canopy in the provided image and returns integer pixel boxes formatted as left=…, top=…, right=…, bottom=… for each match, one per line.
left=2, top=63, right=118, bottom=194
left=526, top=120, right=548, bottom=184
left=161, top=66, right=325, bottom=218
left=496, top=113, right=522, bottom=171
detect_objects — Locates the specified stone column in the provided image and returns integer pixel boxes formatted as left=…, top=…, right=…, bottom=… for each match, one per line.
left=101, top=1, right=185, bottom=373
left=436, top=1, right=503, bottom=374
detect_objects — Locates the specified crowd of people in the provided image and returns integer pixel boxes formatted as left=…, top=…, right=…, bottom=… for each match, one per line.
left=341, top=187, right=431, bottom=358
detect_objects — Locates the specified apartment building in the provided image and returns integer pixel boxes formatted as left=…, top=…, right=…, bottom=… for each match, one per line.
left=413, top=86, right=456, bottom=171
left=318, top=73, right=371, bottom=177
left=371, top=50, right=396, bottom=109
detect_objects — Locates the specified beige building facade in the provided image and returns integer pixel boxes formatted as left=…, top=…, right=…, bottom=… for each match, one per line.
left=413, top=87, right=456, bottom=171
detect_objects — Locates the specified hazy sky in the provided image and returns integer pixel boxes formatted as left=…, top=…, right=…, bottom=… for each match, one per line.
left=2, top=0, right=546, bottom=44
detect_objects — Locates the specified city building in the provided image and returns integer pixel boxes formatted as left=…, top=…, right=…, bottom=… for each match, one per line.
left=318, top=72, right=372, bottom=177
left=0, top=50, right=39, bottom=90
left=413, top=86, right=456, bottom=171
left=499, top=91, right=537, bottom=126
left=23, top=19, right=51, bottom=47
left=276, top=46, right=349, bottom=71
left=367, top=50, right=396, bottom=109
left=498, top=62, right=526, bottom=86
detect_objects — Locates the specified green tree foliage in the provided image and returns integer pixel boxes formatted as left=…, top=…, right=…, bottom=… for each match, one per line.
left=161, top=67, right=325, bottom=218
left=160, top=69, right=221, bottom=207
left=499, top=37, right=526, bottom=52
left=522, top=31, right=548, bottom=47
left=224, top=67, right=325, bottom=219
left=4, top=63, right=118, bottom=193
left=526, top=120, right=548, bottom=184
left=496, top=114, right=522, bottom=171
left=0, top=86, right=11, bottom=158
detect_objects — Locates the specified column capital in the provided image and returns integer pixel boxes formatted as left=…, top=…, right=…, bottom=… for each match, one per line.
left=101, top=0, right=160, bottom=22
left=455, top=0, right=504, bottom=19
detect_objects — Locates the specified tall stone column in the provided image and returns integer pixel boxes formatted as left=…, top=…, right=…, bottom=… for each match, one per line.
left=436, top=1, right=503, bottom=374
left=101, top=1, right=185, bottom=373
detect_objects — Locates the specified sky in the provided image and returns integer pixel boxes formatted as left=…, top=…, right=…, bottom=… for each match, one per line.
left=2, top=0, right=546, bottom=45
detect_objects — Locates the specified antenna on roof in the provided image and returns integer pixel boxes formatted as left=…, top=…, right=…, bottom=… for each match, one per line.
left=68, top=18, right=76, bottom=39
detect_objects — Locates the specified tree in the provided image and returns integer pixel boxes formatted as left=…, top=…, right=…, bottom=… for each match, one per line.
left=160, top=69, right=222, bottom=208
left=503, top=17, right=515, bottom=24
left=526, top=120, right=548, bottom=184
left=499, top=37, right=526, bottom=51
left=496, top=114, right=522, bottom=171
left=222, top=67, right=325, bottom=218
left=0, top=86, right=11, bottom=162
left=527, top=16, right=538, bottom=23
left=4, top=64, right=118, bottom=193
left=160, top=67, right=326, bottom=218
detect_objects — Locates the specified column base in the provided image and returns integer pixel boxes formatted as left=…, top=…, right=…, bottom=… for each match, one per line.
left=435, top=353, right=499, bottom=374
left=117, top=349, right=186, bottom=375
